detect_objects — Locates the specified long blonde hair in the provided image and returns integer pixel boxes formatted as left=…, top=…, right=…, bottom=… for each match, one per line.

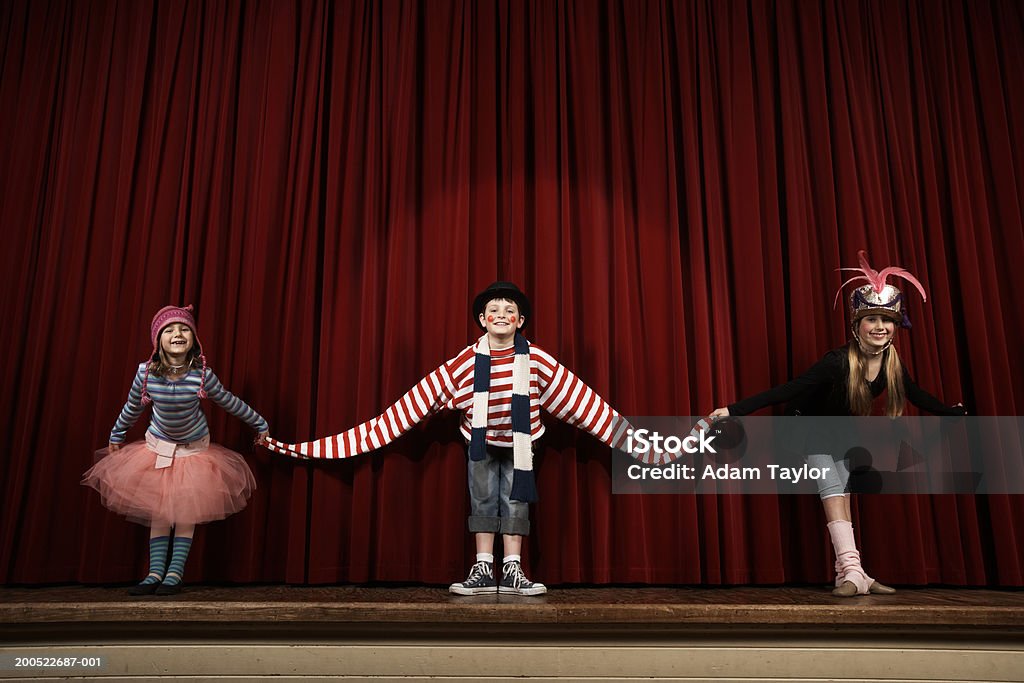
left=846, top=342, right=905, bottom=417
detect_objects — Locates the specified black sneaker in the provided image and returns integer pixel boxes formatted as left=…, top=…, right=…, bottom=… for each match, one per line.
left=449, top=561, right=497, bottom=595
left=499, top=560, right=547, bottom=596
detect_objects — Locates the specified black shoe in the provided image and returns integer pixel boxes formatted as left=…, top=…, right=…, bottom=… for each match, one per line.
left=127, top=581, right=160, bottom=596
left=154, top=582, right=182, bottom=596
left=499, top=560, right=547, bottom=596
left=449, top=561, right=497, bottom=595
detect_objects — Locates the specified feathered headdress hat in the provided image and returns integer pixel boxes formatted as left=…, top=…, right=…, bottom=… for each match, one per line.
left=834, top=251, right=927, bottom=329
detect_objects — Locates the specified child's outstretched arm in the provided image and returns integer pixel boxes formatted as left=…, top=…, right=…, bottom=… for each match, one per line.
left=534, top=348, right=631, bottom=449
left=109, top=364, right=148, bottom=449
left=202, top=368, right=270, bottom=435
left=264, top=356, right=460, bottom=460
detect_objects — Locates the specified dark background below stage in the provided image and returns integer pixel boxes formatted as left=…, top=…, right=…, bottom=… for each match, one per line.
left=0, top=0, right=1021, bottom=587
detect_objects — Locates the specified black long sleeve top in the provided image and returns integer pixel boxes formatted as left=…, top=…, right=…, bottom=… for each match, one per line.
left=728, top=346, right=966, bottom=417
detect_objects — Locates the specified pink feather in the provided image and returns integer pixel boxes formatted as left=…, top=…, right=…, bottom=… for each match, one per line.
left=856, top=250, right=886, bottom=292
left=833, top=250, right=928, bottom=307
left=877, top=266, right=927, bottom=302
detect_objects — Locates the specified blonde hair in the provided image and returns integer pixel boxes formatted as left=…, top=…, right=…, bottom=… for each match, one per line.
left=846, top=342, right=906, bottom=417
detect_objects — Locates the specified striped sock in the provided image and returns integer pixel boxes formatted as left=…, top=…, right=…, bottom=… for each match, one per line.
left=139, top=536, right=170, bottom=585
left=161, top=536, right=193, bottom=586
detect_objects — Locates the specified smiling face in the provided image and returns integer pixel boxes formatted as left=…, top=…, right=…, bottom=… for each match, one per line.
left=855, top=315, right=896, bottom=352
left=478, top=298, right=524, bottom=345
left=159, top=322, right=195, bottom=360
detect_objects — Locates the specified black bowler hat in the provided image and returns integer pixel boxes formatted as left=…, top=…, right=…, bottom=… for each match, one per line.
left=472, top=281, right=531, bottom=328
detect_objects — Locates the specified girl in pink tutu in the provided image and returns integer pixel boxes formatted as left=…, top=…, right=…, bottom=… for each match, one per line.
left=83, top=305, right=268, bottom=595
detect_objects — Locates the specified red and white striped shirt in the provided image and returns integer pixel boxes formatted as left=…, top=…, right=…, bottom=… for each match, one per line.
left=265, top=341, right=629, bottom=459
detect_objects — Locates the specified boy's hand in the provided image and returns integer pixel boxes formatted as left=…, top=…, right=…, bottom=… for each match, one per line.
left=255, top=431, right=269, bottom=445
left=108, top=442, right=121, bottom=452
left=710, top=407, right=730, bottom=418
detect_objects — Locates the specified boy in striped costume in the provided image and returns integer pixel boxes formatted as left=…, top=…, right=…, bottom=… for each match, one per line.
left=265, top=282, right=629, bottom=595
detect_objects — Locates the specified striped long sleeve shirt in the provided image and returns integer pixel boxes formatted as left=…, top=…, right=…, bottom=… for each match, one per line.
left=265, top=342, right=629, bottom=459
left=110, top=363, right=269, bottom=444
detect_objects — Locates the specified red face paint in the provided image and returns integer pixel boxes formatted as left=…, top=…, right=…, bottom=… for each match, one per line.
left=509, top=315, right=517, bottom=324
left=487, top=315, right=495, bottom=323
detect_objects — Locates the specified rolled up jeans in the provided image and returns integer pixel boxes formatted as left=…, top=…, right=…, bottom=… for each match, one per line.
left=806, top=453, right=851, bottom=499
left=467, top=445, right=531, bottom=536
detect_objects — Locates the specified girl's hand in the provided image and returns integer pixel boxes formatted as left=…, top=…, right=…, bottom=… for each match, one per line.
left=108, top=442, right=121, bottom=452
left=259, top=436, right=310, bottom=460
left=954, top=402, right=967, bottom=415
left=710, top=407, right=730, bottom=418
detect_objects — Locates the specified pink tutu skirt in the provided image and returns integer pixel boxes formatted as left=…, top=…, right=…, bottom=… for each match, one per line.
left=82, top=437, right=256, bottom=526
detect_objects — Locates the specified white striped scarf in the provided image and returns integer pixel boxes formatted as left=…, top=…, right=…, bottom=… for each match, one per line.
left=469, top=332, right=537, bottom=502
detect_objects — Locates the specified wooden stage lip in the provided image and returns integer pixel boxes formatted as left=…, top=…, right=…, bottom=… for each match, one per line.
left=3, top=586, right=1024, bottom=629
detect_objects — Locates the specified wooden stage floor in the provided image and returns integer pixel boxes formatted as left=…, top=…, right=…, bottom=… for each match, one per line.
left=3, top=586, right=1023, bottom=681
left=4, top=584, right=1023, bottom=632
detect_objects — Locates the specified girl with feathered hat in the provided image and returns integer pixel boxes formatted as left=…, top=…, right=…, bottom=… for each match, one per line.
left=710, top=252, right=966, bottom=596
left=82, top=305, right=269, bottom=595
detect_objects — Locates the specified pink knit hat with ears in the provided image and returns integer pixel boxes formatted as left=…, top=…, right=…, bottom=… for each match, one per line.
left=140, top=304, right=208, bottom=405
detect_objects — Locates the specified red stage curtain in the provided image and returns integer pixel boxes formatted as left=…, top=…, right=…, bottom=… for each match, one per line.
left=1, top=0, right=1021, bottom=586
